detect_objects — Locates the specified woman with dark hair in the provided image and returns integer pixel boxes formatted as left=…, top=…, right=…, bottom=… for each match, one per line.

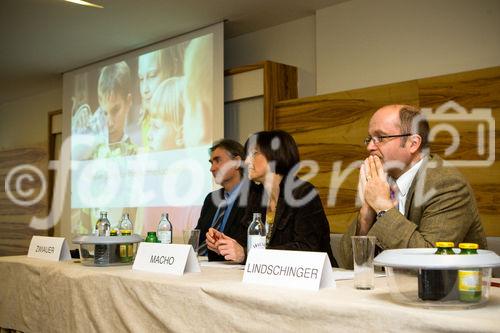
left=206, top=130, right=337, bottom=266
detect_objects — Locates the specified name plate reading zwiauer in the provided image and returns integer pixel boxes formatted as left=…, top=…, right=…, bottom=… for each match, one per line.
left=243, top=249, right=335, bottom=291
left=27, top=236, right=71, bottom=261
left=132, top=243, right=201, bottom=275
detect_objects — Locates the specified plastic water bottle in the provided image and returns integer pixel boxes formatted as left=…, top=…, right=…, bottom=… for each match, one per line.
left=96, top=211, right=111, bottom=237
left=95, top=211, right=111, bottom=265
left=247, top=213, right=266, bottom=253
left=157, top=213, right=172, bottom=244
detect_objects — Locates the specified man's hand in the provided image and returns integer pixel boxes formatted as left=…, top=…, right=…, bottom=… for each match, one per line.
left=206, top=228, right=223, bottom=255
left=364, top=155, right=396, bottom=213
left=215, top=233, right=245, bottom=263
left=357, top=161, right=376, bottom=235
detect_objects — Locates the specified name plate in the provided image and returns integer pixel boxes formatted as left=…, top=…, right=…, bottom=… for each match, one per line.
left=132, top=243, right=201, bottom=275
left=27, top=236, right=71, bottom=261
left=243, top=249, right=335, bottom=291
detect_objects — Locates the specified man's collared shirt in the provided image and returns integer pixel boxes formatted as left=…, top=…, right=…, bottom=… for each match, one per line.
left=211, top=181, right=243, bottom=232
left=395, top=157, right=425, bottom=215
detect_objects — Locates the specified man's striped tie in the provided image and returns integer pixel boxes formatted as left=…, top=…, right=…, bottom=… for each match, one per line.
left=198, top=199, right=227, bottom=255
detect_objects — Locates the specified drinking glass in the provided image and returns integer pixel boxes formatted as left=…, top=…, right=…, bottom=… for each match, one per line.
left=183, top=229, right=200, bottom=252
left=351, top=236, right=377, bottom=290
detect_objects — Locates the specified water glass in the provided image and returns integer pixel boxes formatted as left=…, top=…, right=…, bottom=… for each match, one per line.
left=351, top=236, right=377, bottom=290
left=183, top=229, right=200, bottom=252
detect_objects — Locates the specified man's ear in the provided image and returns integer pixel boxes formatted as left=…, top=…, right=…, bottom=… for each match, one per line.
left=409, top=134, right=422, bottom=153
left=233, top=156, right=242, bottom=169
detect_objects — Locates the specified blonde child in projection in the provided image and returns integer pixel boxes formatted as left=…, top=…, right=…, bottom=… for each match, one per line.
left=138, top=44, right=187, bottom=150
left=147, top=76, right=185, bottom=152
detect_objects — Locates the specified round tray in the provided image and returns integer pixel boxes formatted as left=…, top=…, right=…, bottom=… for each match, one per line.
left=73, top=234, right=143, bottom=245
left=374, top=248, right=500, bottom=269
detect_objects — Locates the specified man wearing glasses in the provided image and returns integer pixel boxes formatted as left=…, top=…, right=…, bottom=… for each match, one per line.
left=337, top=104, right=487, bottom=268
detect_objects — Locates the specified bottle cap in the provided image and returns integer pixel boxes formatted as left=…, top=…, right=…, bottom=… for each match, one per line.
left=459, top=243, right=478, bottom=249
left=435, top=241, right=454, bottom=248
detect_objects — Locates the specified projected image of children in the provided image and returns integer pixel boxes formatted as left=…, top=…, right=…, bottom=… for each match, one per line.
left=68, top=30, right=219, bottom=239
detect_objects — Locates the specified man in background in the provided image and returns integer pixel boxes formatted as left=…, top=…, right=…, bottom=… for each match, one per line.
left=338, top=104, right=487, bottom=268
left=196, top=139, right=247, bottom=261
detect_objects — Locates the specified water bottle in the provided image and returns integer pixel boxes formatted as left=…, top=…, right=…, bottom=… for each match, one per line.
left=119, top=213, right=133, bottom=235
left=95, top=211, right=111, bottom=265
left=247, top=213, right=266, bottom=253
left=157, top=213, right=172, bottom=244
left=96, top=211, right=111, bottom=236
left=119, top=213, right=134, bottom=263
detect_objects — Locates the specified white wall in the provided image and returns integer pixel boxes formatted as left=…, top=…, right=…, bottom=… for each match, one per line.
left=0, top=88, right=61, bottom=150
left=225, top=15, right=316, bottom=98
left=316, top=0, right=500, bottom=94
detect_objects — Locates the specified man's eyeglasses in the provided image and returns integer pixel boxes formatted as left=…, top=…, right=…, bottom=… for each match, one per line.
left=364, top=134, right=412, bottom=145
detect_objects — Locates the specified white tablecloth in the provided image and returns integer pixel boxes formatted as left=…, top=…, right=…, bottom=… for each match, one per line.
left=0, top=255, right=499, bottom=333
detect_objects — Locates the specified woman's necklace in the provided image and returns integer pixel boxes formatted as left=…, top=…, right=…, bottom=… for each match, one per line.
left=265, top=201, right=277, bottom=245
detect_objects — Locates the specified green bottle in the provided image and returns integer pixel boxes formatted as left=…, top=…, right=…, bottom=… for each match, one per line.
left=418, top=242, right=457, bottom=301
left=435, top=242, right=455, bottom=255
left=458, top=243, right=481, bottom=303
left=145, top=231, right=159, bottom=243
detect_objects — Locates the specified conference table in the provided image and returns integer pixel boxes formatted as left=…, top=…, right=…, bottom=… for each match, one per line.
left=0, top=255, right=499, bottom=333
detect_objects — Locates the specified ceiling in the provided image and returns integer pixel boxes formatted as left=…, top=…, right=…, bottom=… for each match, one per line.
left=0, top=0, right=347, bottom=106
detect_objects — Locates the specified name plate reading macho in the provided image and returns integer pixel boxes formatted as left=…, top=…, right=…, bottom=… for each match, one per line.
left=133, top=243, right=200, bottom=275
left=243, top=249, right=335, bottom=291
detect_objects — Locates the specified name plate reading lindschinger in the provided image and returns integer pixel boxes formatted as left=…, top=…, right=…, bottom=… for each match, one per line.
left=243, top=249, right=335, bottom=291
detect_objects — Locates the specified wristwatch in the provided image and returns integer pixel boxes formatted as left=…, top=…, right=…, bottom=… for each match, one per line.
left=376, top=209, right=389, bottom=219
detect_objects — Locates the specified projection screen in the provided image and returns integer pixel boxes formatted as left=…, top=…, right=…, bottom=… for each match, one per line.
left=62, top=23, right=223, bottom=239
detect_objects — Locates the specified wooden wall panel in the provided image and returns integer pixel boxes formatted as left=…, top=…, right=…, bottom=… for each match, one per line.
left=418, top=67, right=500, bottom=236
left=0, top=147, right=48, bottom=256
left=274, top=66, right=500, bottom=236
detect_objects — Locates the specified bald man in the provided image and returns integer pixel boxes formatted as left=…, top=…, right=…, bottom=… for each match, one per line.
left=337, top=105, right=487, bottom=268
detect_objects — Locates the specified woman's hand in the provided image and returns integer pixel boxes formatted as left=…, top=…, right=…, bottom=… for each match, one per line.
left=215, top=234, right=245, bottom=263
left=206, top=228, right=222, bottom=255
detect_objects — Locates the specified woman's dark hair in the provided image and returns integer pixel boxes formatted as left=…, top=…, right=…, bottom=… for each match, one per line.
left=244, top=130, right=300, bottom=176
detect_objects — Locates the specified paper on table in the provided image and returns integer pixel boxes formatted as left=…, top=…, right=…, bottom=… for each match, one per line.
left=332, top=269, right=355, bottom=281
left=200, top=260, right=245, bottom=270
left=332, top=269, right=385, bottom=281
